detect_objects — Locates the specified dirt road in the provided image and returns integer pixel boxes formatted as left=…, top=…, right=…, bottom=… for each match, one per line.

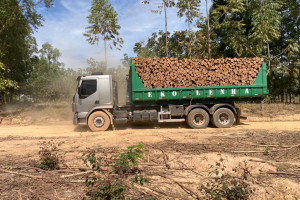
left=1, top=120, right=299, bottom=137
left=0, top=120, right=300, bottom=199
left=0, top=120, right=299, bottom=155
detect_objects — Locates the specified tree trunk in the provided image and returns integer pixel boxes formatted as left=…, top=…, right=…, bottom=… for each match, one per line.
left=267, top=41, right=271, bottom=71
left=188, top=21, right=191, bottom=58
left=104, top=39, right=107, bottom=67
left=188, top=3, right=191, bottom=58
left=298, top=68, right=300, bottom=97
left=297, top=24, right=300, bottom=95
left=260, top=100, right=264, bottom=116
left=206, top=0, right=211, bottom=59
left=164, top=1, right=169, bottom=58
left=261, top=0, right=271, bottom=72
left=5, top=94, right=10, bottom=104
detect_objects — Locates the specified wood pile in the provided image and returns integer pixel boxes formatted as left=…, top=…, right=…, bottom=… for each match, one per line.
left=132, top=57, right=264, bottom=88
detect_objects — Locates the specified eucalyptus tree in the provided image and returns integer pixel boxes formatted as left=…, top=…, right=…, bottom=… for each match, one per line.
left=249, top=0, right=282, bottom=70
left=205, top=0, right=211, bottom=59
left=134, top=30, right=191, bottom=58
left=269, top=0, right=300, bottom=100
left=142, top=0, right=175, bottom=57
left=177, top=0, right=201, bottom=31
left=210, top=0, right=248, bottom=57
left=84, top=0, right=123, bottom=66
left=176, top=0, right=201, bottom=58
left=134, top=32, right=165, bottom=58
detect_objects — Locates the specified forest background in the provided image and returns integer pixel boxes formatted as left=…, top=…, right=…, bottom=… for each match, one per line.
left=0, top=0, right=299, bottom=105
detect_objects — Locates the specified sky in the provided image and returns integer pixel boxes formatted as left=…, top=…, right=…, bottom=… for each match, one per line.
left=34, top=0, right=212, bottom=70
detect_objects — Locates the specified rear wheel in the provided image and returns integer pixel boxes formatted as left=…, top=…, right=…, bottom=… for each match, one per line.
left=212, top=108, right=234, bottom=128
left=187, top=108, right=210, bottom=129
left=88, top=111, right=110, bottom=132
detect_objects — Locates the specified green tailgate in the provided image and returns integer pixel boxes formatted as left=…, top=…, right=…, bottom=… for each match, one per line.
left=129, top=58, right=268, bottom=103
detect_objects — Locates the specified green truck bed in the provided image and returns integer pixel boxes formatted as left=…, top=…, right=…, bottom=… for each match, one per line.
left=129, top=58, right=268, bottom=104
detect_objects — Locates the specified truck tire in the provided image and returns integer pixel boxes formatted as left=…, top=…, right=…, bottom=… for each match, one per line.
left=88, top=111, right=110, bottom=132
left=187, top=108, right=210, bottom=129
left=212, top=108, right=234, bottom=128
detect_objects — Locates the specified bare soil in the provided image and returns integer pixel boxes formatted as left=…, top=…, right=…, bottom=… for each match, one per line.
left=0, top=103, right=300, bottom=199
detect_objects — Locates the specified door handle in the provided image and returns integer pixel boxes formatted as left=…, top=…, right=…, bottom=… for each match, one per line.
left=95, top=100, right=99, bottom=104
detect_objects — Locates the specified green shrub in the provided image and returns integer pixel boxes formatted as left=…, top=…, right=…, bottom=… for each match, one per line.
left=113, top=144, right=144, bottom=174
left=82, top=144, right=149, bottom=199
left=201, top=158, right=254, bottom=200
left=35, top=140, right=63, bottom=170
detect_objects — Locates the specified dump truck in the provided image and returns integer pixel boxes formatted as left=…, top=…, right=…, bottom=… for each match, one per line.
left=72, top=58, right=268, bottom=131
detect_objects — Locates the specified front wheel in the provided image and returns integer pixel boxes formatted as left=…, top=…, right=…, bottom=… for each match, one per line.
left=187, top=108, right=210, bottom=129
left=88, top=111, right=110, bottom=132
left=212, top=108, right=234, bottom=128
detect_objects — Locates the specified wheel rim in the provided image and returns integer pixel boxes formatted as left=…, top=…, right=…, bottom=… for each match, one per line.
left=93, top=116, right=105, bottom=128
left=193, top=114, right=205, bottom=125
left=218, top=113, right=229, bottom=125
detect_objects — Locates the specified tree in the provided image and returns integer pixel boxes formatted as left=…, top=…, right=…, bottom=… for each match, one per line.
left=134, top=31, right=170, bottom=58
left=0, top=58, right=18, bottom=93
left=268, top=0, right=300, bottom=101
left=176, top=0, right=201, bottom=58
left=249, top=0, right=282, bottom=70
left=26, top=43, right=66, bottom=101
left=121, top=53, right=130, bottom=66
left=0, top=0, right=54, bottom=103
left=142, top=0, right=175, bottom=57
left=39, top=43, right=64, bottom=66
left=84, top=58, right=107, bottom=75
left=0, top=0, right=53, bottom=35
left=210, top=0, right=248, bottom=57
left=84, top=0, right=123, bottom=66
left=207, top=0, right=299, bottom=101
left=134, top=30, right=197, bottom=59
left=205, top=0, right=211, bottom=59
left=177, top=0, right=201, bottom=31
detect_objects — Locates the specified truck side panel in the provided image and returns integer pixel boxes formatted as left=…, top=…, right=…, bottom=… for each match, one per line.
left=130, top=59, right=268, bottom=103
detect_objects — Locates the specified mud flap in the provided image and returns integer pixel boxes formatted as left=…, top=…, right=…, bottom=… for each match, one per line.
left=235, top=108, right=241, bottom=125
left=102, top=109, right=115, bottom=130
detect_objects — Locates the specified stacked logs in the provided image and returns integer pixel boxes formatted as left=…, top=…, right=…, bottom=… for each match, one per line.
left=132, top=57, right=264, bottom=89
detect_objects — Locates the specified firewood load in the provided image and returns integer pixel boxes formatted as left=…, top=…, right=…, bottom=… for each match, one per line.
left=132, top=57, right=264, bottom=89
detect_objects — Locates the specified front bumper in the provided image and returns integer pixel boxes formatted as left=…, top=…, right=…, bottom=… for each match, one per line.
left=73, top=112, right=88, bottom=125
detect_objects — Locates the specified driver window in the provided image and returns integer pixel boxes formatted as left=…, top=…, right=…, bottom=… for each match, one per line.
left=80, top=79, right=97, bottom=99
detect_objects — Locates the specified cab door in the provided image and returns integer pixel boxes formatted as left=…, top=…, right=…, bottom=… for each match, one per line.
left=76, top=78, right=99, bottom=113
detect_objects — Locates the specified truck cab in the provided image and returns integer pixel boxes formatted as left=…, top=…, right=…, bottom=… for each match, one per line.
left=73, top=74, right=117, bottom=131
